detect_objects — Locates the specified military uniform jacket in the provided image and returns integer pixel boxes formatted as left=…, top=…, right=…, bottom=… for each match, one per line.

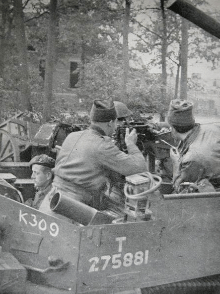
left=53, top=125, right=147, bottom=205
left=25, top=183, right=53, bottom=209
left=171, top=123, right=220, bottom=190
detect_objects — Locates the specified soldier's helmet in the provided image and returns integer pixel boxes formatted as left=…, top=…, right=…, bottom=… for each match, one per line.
left=114, top=101, right=132, bottom=119
left=29, top=154, right=55, bottom=168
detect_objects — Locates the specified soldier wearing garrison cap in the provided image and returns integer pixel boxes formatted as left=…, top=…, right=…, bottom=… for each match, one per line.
left=25, top=154, right=55, bottom=210
left=167, top=99, right=220, bottom=192
left=50, top=99, right=147, bottom=209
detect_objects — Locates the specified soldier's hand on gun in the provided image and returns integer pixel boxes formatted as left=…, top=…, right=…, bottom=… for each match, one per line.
left=125, top=128, right=137, bottom=145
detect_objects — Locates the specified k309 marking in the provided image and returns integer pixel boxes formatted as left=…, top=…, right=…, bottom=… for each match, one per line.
left=89, top=236, right=149, bottom=272
left=19, top=210, right=59, bottom=237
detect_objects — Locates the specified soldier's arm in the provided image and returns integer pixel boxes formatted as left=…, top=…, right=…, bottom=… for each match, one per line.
left=173, top=160, right=206, bottom=191
left=97, top=137, right=147, bottom=176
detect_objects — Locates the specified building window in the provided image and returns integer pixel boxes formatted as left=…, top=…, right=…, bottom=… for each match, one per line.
left=39, top=59, right=46, bottom=80
left=70, top=61, right=79, bottom=88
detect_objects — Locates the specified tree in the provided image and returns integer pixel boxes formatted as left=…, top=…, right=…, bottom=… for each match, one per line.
left=1, top=0, right=219, bottom=122
left=58, top=0, right=125, bottom=86
left=0, top=0, right=13, bottom=79
left=77, top=43, right=169, bottom=118
left=13, top=0, right=32, bottom=111
left=43, top=0, right=58, bottom=122
left=173, top=51, right=181, bottom=99
left=130, top=0, right=175, bottom=117
left=122, top=0, right=131, bottom=103
left=160, top=0, right=168, bottom=118
left=166, top=0, right=220, bottom=99
left=131, top=0, right=220, bottom=108
left=180, top=18, right=188, bottom=100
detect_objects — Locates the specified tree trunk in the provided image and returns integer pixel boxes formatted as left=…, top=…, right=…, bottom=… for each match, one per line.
left=80, top=36, right=86, bottom=87
left=0, top=0, right=9, bottom=118
left=43, top=0, right=57, bottom=122
left=122, top=0, right=130, bottom=103
left=174, top=61, right=180, bottom=100
left=13, top=0, right=32, bottom=111
left=160, top=0, right=167, bottom=120
left=0, top=0, right=9, bottom=78
left=180, top=18, right=188, bottom=101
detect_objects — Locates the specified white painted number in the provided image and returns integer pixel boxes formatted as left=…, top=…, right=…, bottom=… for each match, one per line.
left=39, top=219, right=47, bottom=231
left=123, top=252, right=133, bottom=267
left=134, top=251, right=144, bottom=266
left=50, top=222, right=59, bottom=237
left=112, top=253, right=122, bottom=269
left=29, top=214, right=37, bottom=227
left=88, top=250, right=149, bottom=273
left=89, top=257, right=99, bottom=272
left=101, top=255, right=111, bottom=270
left=19, top=210, right=59, bottom=237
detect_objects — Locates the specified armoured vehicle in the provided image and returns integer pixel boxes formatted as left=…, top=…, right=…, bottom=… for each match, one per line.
left=0, top=117, right=219, bottom=294
left=1, top=163, right=220, bottom=294
left=1, top=1, right=220, bottom=293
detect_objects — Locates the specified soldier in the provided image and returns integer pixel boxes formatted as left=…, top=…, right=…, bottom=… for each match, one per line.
left=25, top=154, right=55, bottom=209
left=168, top=99, right=220, bottom=192
left=111, top=101, right=133, bottom=202
left=114, top=101, right=132, bottom=126
left=52, top=99, right=147, bottom=209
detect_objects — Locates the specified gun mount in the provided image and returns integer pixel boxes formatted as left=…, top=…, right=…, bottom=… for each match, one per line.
left=114, top=122, right=157, bottom=153
left=114, top=122, right=175, bottom=175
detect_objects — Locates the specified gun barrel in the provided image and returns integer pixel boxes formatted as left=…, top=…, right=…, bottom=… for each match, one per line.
left=163, top=191, right=220, bottom=199
left=166, top=0, right=220, bottom=39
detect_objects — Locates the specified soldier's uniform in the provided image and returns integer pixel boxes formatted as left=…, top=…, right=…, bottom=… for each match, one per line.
left=168, top=99, right=220, bottom=192
left=171, top=123, right=220, bottom=191
left=53, top=100, right=147, bottom=209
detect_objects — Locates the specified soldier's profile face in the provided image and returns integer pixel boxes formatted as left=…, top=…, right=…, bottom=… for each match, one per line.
left=31, top=164, right=48, bottom=189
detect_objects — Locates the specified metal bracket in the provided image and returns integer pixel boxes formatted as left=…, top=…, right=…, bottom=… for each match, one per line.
left=86, top=227, right=103, bottom=247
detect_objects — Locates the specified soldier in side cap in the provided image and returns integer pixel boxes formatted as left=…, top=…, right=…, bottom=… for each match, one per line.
left=25, top=154, right=55, bottom=209
left=51, top=99, right=147, bottom=209
left=167, top=99, right=220, bottom=192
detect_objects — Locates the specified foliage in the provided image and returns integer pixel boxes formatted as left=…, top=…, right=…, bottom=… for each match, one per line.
left=132, top=0, right=220, bottom=83
left=188, top=28, right=220, bottom=69
left=78, top=44, right=171, bottom=117
left=0, top=0, right=220, bottom=122
left=76, top=50, right=120, bottom=113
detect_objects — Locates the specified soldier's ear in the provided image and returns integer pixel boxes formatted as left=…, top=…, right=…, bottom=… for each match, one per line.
left=46, top=171, right=52, bottom=180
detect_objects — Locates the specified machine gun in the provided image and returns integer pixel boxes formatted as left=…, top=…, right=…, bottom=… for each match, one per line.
left=114, top=121, right=174, bottom=174
left=115, top=121, right=164, bottom=154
